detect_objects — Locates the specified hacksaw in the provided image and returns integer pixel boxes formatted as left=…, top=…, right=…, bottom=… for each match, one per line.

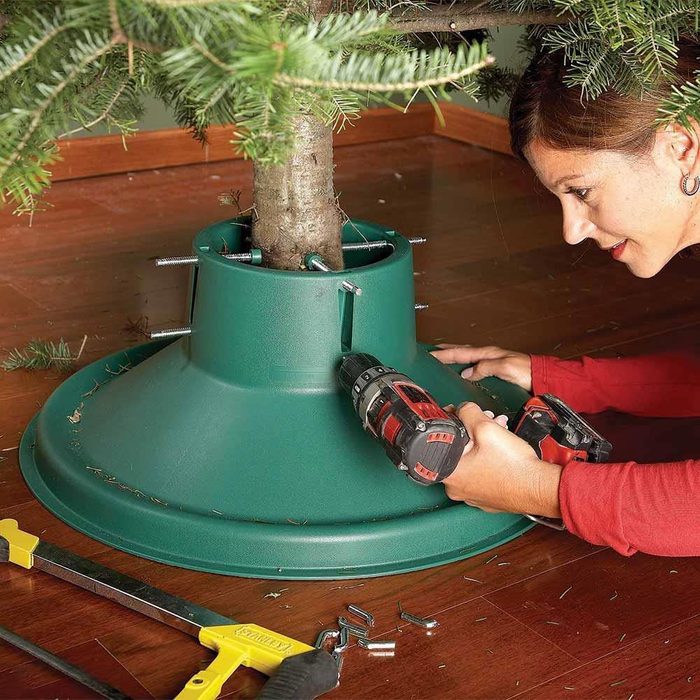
left=0, top=519, right=338, bottom=700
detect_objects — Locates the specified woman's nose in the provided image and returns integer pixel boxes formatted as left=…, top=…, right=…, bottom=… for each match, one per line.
left=561, top=204, right=595, bottom=245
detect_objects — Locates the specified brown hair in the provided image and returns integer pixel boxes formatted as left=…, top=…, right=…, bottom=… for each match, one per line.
left=509, top=41, right=700, bottom=161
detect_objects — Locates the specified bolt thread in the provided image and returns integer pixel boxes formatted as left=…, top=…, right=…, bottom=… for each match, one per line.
left=222, top=253, right=253, bottom=261
left=150, top=327, right=192, bottom=339
left=341, top=241, right=391, bottom=251
left=155, top=256, right=198, bottom=267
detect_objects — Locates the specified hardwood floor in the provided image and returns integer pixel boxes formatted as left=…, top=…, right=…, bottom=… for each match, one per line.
left=0, top=134, right=698, bottom=699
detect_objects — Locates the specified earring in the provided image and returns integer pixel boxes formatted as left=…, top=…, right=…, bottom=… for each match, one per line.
left=682, top=174, right=700, bottom=196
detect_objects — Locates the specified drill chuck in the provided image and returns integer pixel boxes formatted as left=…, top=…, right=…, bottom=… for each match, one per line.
left=339, top=353, right=468, bottom=484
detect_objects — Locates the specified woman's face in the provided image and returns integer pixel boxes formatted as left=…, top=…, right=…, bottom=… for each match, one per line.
left=526, top=133, right=700, bottom=278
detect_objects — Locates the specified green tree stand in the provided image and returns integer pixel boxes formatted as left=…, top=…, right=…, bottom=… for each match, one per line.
left=19, top=218, right=533, bottom=579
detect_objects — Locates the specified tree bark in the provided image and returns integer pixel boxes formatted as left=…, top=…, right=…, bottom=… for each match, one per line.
left=252, top=113, right=344, bottom=271
left=390, top=6, right=568, bottom=34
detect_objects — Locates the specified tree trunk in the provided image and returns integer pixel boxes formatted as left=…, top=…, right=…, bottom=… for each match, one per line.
left=252, top=113, right=344, bottom=271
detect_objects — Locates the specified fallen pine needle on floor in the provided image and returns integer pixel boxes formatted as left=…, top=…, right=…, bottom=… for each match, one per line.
left=264, top=588, right=289, bottom=599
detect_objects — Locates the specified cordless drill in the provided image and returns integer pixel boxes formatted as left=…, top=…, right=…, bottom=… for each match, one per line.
left=338, top=352, right=612, bottom=497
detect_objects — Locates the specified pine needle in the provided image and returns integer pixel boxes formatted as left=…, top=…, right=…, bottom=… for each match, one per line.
left=123, top=316, right=150, bottom=337
left=2, top=335, right=86, bottom=372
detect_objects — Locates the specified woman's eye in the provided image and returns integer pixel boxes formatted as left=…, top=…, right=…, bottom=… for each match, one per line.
left=568, top=187, right=590, bottom=202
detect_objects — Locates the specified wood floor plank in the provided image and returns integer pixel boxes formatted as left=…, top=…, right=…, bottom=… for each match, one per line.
left=0, top=638, right=152, bottom=699
left=590, top=322, right=700, bottom=357
left=414, top=242, right=699, bottom=315
left=581, top=411, right=700, bottom=464
left=0, top=458, right=34, bottom=511
left=418, top=283, right=700, bottom=358
left=332, top=596, right=576, bottom=700
left=515, top=615, right=700, bottom=699
left=485, top=550, right=700, bottom=664
left=0, top=282, right=47, bottom=324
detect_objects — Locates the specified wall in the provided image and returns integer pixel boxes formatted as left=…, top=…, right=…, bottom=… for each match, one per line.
left=453, top=25, right=526, bottom=117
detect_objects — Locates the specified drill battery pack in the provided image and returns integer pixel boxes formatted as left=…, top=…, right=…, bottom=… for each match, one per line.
left=514, top=394, right=612, bottom=465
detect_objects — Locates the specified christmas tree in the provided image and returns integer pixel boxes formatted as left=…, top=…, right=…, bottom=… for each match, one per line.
left=2, top=1, right=699, bottom=269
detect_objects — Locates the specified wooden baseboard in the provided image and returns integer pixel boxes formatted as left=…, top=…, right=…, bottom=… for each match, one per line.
left=51, top=102, right=510, bottom=182
left=433, top=103, right=512, bottom=156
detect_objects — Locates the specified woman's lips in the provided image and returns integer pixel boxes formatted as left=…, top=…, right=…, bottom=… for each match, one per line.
left=610, top=239, right=627, bottom=260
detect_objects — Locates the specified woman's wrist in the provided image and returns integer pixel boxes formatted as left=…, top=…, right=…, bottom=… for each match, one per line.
left=491, top=459, right=563, bottom=518
left=529, top=460, right=563, bottom=519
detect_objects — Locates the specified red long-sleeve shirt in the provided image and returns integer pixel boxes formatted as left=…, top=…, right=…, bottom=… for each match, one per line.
left=530, top=353, right=700, bottom=557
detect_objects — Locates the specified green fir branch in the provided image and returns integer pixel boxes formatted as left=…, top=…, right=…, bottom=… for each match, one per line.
left=1, top=337, right=86, bottom=372
left=57, top=77, right=135, bottom=138
left=0, top=33, right=118, bottom=210
left=534, top=0, right=700, bottom=101
left=141, top=0, right=247, bottom=7
left=0, top=8, right=73, bottom=83
left=476, top=64, right=521, bottom=102
left=274, top=42, right=492, bottom=92
left=659, top=77, right=700, bottom=126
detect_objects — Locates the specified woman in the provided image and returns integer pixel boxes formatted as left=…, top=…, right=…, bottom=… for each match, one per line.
left=431, top=44, right=700, bottom=557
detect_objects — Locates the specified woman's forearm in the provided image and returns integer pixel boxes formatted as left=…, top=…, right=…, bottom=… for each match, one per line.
left=531, top=353, right=700, bottom=417
left=559, top=458, right=700, bottom=556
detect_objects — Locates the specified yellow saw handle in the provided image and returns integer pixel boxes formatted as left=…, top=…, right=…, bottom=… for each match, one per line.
left=0, top=519, right=39, bottom=569
left=178, top=624, right=339, bottom=699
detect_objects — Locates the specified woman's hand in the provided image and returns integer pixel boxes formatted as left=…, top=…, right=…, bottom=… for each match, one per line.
left=443, top=402, right=562, bottom=518
left=430, top=344, right=533, bottom=392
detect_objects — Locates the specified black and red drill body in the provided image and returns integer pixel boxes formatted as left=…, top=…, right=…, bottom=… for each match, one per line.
left=338, top=353, right=612, bottom=486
